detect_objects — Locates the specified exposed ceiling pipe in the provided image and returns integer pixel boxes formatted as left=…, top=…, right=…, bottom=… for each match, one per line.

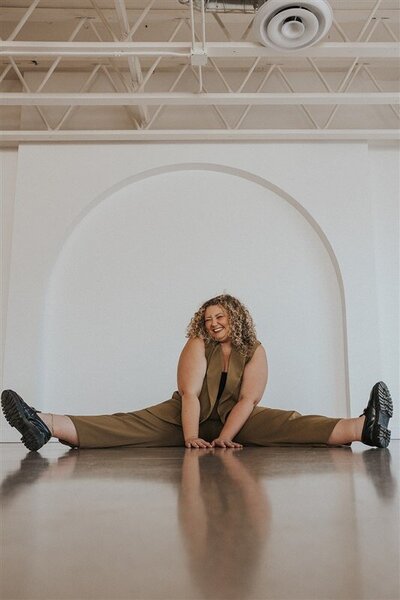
left=178, top=1, right=260, bottom=12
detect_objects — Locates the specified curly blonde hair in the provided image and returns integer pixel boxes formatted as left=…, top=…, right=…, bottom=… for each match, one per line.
left=186, top=294, right=257, bottom=357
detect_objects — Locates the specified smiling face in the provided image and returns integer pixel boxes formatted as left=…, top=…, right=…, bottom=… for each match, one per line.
left=204, top=304, right=231, bottom=343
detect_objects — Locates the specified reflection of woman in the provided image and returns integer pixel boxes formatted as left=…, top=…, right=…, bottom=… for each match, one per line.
left=178, top=448, right=270, bottom=600
left=1, top=294, right=393, bottom=451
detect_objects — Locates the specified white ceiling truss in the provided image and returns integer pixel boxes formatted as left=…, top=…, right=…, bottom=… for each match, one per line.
left=0, top=0, right=399, bottom=144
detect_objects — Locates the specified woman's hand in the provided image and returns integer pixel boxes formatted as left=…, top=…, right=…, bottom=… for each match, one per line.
left=185, top=437, right=213, bottom=449
left=211, top=437, right=243, bottom=448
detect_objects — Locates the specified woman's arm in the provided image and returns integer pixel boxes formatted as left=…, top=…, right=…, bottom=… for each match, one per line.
left=177, top=338, right=209, bottom=447
left=212, top=345, right=268, bottom=446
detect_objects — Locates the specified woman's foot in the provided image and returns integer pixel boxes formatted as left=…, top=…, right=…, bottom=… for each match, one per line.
left=1, top=389, right=52, bottom=451
left=360, top=381, right=393, bottom=448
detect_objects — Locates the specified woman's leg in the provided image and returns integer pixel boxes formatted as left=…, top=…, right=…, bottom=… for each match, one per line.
left=327, top=416, right=365, bottom=445
left=62, top=409, right=185, bottom=448
left=39, top=413, right=78, bottom=446
left=1, top=389, right=185, bottom=450
left=328, top=381, right=393, bottom=447
left=236, top=380, right=393, bottom=448
left=235, top=407, right=344, bottom=446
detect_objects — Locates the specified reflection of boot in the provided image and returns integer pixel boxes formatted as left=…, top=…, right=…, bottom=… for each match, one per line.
left=362, top=448, right=397, bottom=500
left=0, top=452, right=50, bottom=504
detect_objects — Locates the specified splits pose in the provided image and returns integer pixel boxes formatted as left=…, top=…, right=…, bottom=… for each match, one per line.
left=1, top=294, right=394, bottom=451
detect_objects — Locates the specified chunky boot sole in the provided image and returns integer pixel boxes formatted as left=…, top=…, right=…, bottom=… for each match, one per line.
left=1, top=390, right=51, bottom=451
left=375, top=381, right=393, bottom=427
left=370, top=423, right=391, bottom=448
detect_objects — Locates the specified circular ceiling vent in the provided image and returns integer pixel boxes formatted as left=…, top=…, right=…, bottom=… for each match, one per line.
left=253, top=0, right=333, bottom=50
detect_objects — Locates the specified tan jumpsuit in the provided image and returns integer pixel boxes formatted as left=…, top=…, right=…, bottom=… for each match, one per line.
left=66, top=340, right=341, bottom=448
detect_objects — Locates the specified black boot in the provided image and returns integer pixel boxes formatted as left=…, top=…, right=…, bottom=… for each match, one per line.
left=360, top=382, right=393, bottom=448
left=1, top=389, right=52, bottom=452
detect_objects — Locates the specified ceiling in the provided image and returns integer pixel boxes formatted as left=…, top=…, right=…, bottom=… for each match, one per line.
left=0, top=0, right=399, bottom=143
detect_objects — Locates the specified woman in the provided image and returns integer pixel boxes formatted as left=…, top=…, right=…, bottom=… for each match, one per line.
left=1, top=294, right=393, bottom=451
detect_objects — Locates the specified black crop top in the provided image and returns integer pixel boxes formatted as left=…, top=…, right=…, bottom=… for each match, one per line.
left=217, top=371, right=228, bottom=401
left=208, top=371, right=228, bottom=421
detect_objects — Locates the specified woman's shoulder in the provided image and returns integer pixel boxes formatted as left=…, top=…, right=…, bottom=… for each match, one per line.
left=179, top=338, right=207, bottom=366
left=185, top=336, right=205, bottom=347
left=183, top=337, right=212, bottom=356
left=245, top=339, right=262, bottom=363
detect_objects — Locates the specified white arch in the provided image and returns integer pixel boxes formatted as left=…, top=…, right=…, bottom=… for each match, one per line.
left=48, top=163, right=350, bottom=415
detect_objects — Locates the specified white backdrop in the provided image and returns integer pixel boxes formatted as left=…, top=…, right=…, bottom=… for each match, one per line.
left=1, top=142, right=398, bottom=440
left=43, top=169, right=344, bottom=416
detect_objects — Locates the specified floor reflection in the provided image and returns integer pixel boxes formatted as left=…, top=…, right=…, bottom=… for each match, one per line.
left=178, top=449, right=270, bottom=599
left=361, top=448, right=397, bottom=500
left=1, top=446, right=398, bottom=517
left=1, top=444, right=398, bottom=600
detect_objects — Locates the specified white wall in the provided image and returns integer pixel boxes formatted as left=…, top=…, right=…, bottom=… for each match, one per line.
left=1, top=142, right=399, bottom=442
left=1, top=149, right=18, bottom=384
left=43, top=169, right=345, bottom=417
left=368, top=143, right=400, bottom=403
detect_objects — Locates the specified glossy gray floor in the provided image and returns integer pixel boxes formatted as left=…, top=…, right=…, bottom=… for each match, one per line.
left=1, top=442, right=399, bottom=600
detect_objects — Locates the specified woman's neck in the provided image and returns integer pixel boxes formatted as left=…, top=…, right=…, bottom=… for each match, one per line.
left=219, top=340, right=232, bottom=353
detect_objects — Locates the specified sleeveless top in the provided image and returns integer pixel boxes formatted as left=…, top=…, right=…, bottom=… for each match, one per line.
left=208, top=370, right=228, bottom=420
left=146, top=339, right=262, bottom=425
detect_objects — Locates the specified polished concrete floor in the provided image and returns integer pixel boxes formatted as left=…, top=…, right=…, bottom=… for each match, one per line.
left=1, top=441, right=399, bottom=600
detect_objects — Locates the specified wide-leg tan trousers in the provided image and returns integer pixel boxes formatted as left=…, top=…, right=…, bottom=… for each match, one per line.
left=65, top=405, right=342, bottom=449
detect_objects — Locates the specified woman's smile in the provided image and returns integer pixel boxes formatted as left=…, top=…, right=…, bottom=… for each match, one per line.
left=204, top=305, right=231, bottom=342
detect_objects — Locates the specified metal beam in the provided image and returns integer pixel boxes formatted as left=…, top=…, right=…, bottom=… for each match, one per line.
left=113, top=0, right=149, bottom=123
left=138, top=19, right=184, bottom=92
left=6, top=0, right=40, bottom=42
left=275, top=66, right=320, bottom=129
left=1, top=130, right=399, bottom=144
left=1, top=42, right=398, bottom=59
left=144, top=64, right=189, bottom=129
left=88, top=19, right=139, bottom=128
left=1, top=6, right=399, bottom=25
left=234, top=64, right=275, bottom=129
left=36, top=18, right=87, bottom=93
left=7, top=57, right=52, bottom=130
left=2, top=92, right=398, bottom=106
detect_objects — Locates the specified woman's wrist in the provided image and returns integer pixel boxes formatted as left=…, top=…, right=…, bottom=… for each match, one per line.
left=181, top=394, right=200, bottom=442
left=219, top=398, right=255, bottom=440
